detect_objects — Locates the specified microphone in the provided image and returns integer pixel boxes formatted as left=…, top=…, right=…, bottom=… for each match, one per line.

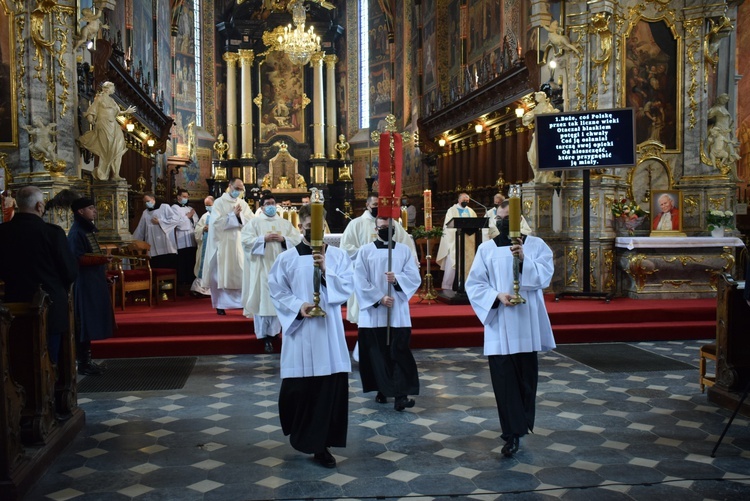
left=335, top=208, right=352, bottom=220
left=468, top=197, right=489, bottom=215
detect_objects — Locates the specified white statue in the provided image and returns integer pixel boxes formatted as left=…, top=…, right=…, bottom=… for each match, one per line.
left=78, top=81, right=136, bottom=181
left=705, top=93, right=740, bottom=178
left=542, top=20, right=580, bottom=61
left=23, top=117, right=59, bottom=163
left=74, top=7, right=109, bottom=52
left=523, top=91, right=561, bottom=184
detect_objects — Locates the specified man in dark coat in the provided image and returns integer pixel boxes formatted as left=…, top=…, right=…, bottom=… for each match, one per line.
left=67, top=196, right=114, bottom=375
left=0, top=185, right=78, bottom=363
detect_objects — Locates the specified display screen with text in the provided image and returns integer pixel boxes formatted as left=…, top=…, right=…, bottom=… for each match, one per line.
left=536, top=108, right=636, bottom=170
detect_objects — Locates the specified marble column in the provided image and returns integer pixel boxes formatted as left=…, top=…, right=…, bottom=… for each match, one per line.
left=311, top=52, right=325, bottom=159
left=238, top=49, right=255, bottom=160
left=223, top=52, right=240, bottom=160
left=324, top=54, right=338, bottom=159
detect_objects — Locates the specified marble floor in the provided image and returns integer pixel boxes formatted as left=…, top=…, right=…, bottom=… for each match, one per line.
left=26, top=340, right=750, bottom=501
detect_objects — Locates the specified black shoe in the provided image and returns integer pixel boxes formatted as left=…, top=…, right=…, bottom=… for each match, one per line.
left=313, top=448, right=336, bottom=468
left=394, top=396, right=415, bottom=411
left=77, top=362, right=105, bottom=376
left=375, top=392, right=388, bottom=404
left=216, top=309, right=226, bottom=315
left=501, top=436, right=520, bottom=458
left=264, top=338, right=274, bottom=353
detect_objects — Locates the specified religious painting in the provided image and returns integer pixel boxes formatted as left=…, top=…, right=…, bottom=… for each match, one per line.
left=446, top=0, right=459, bottom=75
left=370, top=64, right=392, bottom=120
left=259, top=51, right=305, bottom=144
left=157, top=0, right=172, bottom=117
left=468, top=0, right=483, bottom=61
left=0, top=0, right=17, bottom=147
left=132, top=0, right=154, bottom=89
left=423, top=16, right=436, bottom=90
left=623, top=17, right=682, bottom=152
left=650, top=190, right=682, bottom=234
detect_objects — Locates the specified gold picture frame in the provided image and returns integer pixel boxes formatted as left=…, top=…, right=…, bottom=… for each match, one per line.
left=622, top=15, right=683, bottom=153
left=650, top=189, right=685, bottom=236
left=0, top=0, right=18, bottom=148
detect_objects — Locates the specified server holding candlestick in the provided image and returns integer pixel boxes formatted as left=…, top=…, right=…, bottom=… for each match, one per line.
left=466, top=184, right=556, bottom=458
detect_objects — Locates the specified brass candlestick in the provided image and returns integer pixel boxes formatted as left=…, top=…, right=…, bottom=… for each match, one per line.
left=508, top=184, right=526, bottom=305
left=308, top=188, right=326, bottom=317
left=419, top=236, right=438, bottom=303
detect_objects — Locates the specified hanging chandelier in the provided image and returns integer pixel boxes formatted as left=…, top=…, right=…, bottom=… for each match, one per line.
left=278, top=0, right=321, bottom=66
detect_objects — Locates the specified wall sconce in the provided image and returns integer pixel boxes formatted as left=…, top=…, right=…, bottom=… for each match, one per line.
left=438, top=137, right=446, bottom=147
left=146, top=138, right=155, bottom=148
left=549, top=59, right=557, bottom=79
left=126, top=122, right=135, bottom=133
left=474, top=123, right=484, bottom=134
left=515, top=107, right=525, bottom=118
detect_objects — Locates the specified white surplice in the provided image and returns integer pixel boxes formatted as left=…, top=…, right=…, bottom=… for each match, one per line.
left=268, top=244, right=353, bottom=379
left=340, top=210, right=417, bottom=324
left=202, top=193, right=254, bottom=308
left=354, top=241, right=421, bottom=328
left=465, top=235, right=556, bottom=356
left=436, top=204, right=477, bottom=289
left=172, top=203, right=198, bottom=249
left=132, top=204, right=179, bottom=256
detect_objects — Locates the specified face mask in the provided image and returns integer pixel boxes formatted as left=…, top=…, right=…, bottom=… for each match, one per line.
left=303, top=229, right=312, bottom=243
left=369, top=207, right=378, bottom=218
left=180, top=198, right=189, bottom=205
left=460, top=201, right=469, bottom=208
left=377, top=227, right=390, bottom=241
left=401, top=199, right=408, bottom=205
left=205, top=206, right=213, bottom=213
left=496, top=218, right=510, bottom=235
left=145, top=201, right=155, bottom=209
left=230, top=189, right=241, bottom=199
left=263, top=205, right=277, bottom=217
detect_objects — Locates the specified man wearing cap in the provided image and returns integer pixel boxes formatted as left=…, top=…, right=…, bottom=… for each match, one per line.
left=67, top=196, right=115, bottom=375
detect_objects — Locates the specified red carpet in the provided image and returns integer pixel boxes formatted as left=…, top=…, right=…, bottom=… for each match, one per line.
left=92, top=295, right=717, bottom=359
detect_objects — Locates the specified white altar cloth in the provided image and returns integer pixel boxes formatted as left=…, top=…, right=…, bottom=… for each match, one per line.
left=615, top=236, right=744, bottom=250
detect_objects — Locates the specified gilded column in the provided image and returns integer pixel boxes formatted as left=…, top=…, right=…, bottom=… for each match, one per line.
left=324, top=54, right=338, bottom=159
left=311, top=52, right=325, bottom=159
left=223, top=52, right=240, bottom=160
left=238, top=49, right=255, bottom=160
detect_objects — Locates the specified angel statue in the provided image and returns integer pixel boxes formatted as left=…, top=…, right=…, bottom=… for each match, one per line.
left=74, top=7, right=109, bottom=52
left=23, top=117, right=59, bottom=163
left=542, top=20, right=580, bottom=63
left=704, top=93, right=741, bottom=179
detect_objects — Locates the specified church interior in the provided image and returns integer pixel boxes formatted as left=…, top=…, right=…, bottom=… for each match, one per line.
left=1, top=0, right=750, bottom=499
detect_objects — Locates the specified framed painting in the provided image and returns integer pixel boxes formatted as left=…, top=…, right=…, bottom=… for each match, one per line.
left=0, top=0, right=17, bottom=147
left=259, top=51, right=305, bottom=144
left=650, top=189, right=683, bottom=235
left=622, top=16, right=682, bottom=152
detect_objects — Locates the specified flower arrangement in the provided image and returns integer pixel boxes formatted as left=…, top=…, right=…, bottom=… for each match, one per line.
left=611, top=198, right=648, bottom=220
left=706, top=209, right=734, bottom=231
left=411, top=225, right=443, bottom=240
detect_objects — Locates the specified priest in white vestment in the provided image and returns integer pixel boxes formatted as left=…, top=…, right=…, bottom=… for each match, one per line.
left=354, top=216, right=421, bottom=411
left=132, top=193, right=179, bottom=269
left=340, top=194, right=417, bottom=325
left=241, top=192, right=301, bottom=353
left=436, top=192, right=478, bottom=290
left=465, top=200, right=555, bottom=458
left=190, top=196, right=213, bottom=296
left=172, top=188, right=199, bottom=294
left=202, top=178, right=255, bottom=315
left=268, top=204, right=353, bottom=468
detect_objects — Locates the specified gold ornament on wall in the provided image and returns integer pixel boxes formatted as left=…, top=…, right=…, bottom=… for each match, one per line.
left=590, top=12, right=612, bottom=89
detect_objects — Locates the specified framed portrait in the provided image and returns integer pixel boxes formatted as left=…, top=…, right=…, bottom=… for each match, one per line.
left=650, top=190, right=683, bottom=236
left=622, top=16, right=682, bottom=152
left=0, top=0, right=17, bottom=147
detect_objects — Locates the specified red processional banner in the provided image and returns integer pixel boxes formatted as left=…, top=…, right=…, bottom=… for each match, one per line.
left=377, top=132, right=403, bottom=219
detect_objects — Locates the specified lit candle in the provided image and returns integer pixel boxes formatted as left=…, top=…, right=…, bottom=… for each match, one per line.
left=508, top=184, right=521, bottom=238
left=401, top=206, right=408, bottom=231
left=423, top=190, right=432, bottom=231
left=290, top=208, right=298, bottom=228
left=311, top=202, right=324, bottom=246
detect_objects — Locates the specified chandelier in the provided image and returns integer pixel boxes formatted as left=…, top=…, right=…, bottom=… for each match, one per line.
left=278, top=0, right=321, bottom=66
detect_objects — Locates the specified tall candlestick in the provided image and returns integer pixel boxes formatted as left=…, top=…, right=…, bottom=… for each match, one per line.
left=311, top=202, right=324, bottom=246
left=508, top=184, right=521, bottom=238
left=308, top=188, right=326, bottom=317
left=424, top=190, right=432, bottom=231
left=401, top=207, right=408, bottom=230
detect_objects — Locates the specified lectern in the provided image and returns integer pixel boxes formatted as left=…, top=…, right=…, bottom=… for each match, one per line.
left=439, top=217, right=488, bottom=304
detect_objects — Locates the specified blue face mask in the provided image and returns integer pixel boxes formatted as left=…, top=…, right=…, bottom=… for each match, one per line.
left=145, top=201, right=155, bottom=209
left=230, top=190, right=241, bottom=199
left=180, top=198, right=189, bottom=205
left=263, top=205, right=277, bottom=217
left=205, top=206, right=213, bottom=213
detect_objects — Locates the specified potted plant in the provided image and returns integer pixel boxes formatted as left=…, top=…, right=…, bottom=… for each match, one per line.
left=611, top=198, right=649, bottom=236
left=706, top=209, right=734, bottom=237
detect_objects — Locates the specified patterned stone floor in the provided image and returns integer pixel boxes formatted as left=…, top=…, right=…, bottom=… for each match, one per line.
left=27, top=340, right=750, bottom=501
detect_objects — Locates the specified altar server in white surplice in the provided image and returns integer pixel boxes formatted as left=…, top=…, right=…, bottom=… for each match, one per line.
left=132, top=193, right=180, bottom=269
left=203, top=178, right=255, bottom=315
left=354, top=216, right=421, bottom=411
left=436, top=192, right=478, bottom=290
left=340, top=194, right=417, bottom=324
left=268, top=204, right=353, bottom=469
left=241, top=192, right=301, bottom=353
left=465, top=200, right=556, bottom=459
left=190, top=196, right=213, bottom=296
left=172, top=188, right=199, bottom=294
